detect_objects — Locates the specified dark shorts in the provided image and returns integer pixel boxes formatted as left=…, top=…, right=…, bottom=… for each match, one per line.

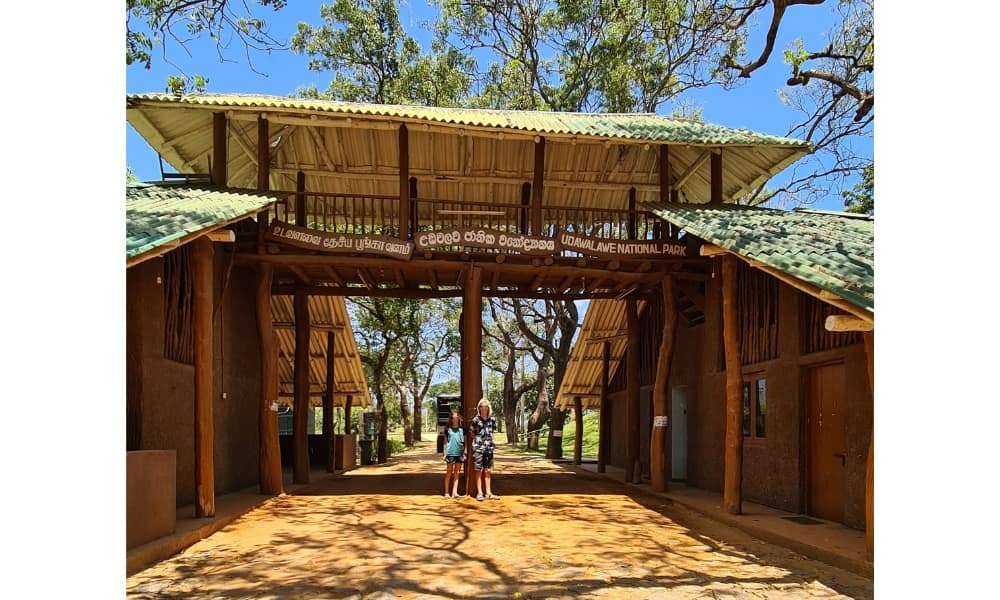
left=473, top=449, right=494, bottom=471
left=445, top=454, right=465, bottom=464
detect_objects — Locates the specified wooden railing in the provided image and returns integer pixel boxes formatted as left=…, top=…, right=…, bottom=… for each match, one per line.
left=267, top=191, right=667, bottom=257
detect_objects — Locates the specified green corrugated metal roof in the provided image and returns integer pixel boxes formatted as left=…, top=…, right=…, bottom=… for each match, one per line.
left=127, top=93, right=809, bottom=148
left=126, top=182, right=277, bottom=262
left=641, top=202, right=874, bottom=313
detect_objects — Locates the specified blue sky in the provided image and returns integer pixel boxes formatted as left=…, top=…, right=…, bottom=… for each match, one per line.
left=127, top=1, right=869, bottom=212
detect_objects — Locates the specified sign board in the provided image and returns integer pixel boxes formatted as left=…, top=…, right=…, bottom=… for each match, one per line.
left=653, top=415, right=669, bottom=428
left=414, top=228, right=558, bottom=256
left=552, top=429, right=563, bottom=438
left=558, top=229, right=689, bottom=259
left=266, top=221, right=413, bottom=260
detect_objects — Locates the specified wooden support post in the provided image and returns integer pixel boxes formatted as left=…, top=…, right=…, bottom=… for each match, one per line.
left=295, top=171, right=306, bottom=227
left=293, top=288, right=311, bottom=484
left=399, top=124, right=411, bottom=241
left=597, top=341, right=610, bottom=473
left=650, top=276, right=677, bottom=492
left=532, top=137, right=545, bottom=235
left=520, top=182, right=531, bottom=235
left=325, top=330, right=336, bottom=473
left=409, top=176, right=418, bottom=238
left=864, top=330, right=874, bottom=561
left=659, top=145, right=672, bottom=204
left=626, top=297, right=640, bottom=484
left=344, top=395, right=354, bottom=438
left=628, top=187, right=637, bottom=240
left=192, top=236, right=215, bottom=517
left=255, top=263, right=283, bottom=495
left=722, top=254, right=743, bottom=513
left=573, top=397, right=583, bottom=465
left=462, top=266, right=483, bottom=495
left=212, top=112, right=227, bottom=186
left=711, top=150, right=723, bottom=204
left=257, top=116, right=269, bottom=191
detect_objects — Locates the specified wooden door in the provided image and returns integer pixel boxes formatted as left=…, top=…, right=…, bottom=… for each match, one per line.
left=806, top=363, right=847, bottom=522
left=671, top=386, right=688, bottom=480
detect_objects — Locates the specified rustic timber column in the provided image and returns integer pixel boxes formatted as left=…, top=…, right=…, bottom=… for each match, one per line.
left=531, top=137, right=545, bottom=235
left=295, top=171, right=306, bottom=227
left=520, top=183, right=531, bottom=235
left=399, top=124, right=411, bottom=241
left=651, top=276, right=677, bottom=493
left=711, top=150, right=723, bottom=204
left=293, top=288, right=311, bottom=484
left=597, top=341, right=610, bottom=473
left=192, top=236, right=215, bottom=517
left=462, top=266, right=483, bottom=494
left=257, top=116, right=269, bottom=191
left=721, top=254, right=743, bottom=513
left=409, top=176, right=418, bottom=238
left=212, top=112, right=227, bottom=186
left=628, top=188, right=637, bottom=239
left=344, top=395, right=354, bottom=438
left=864, top=330, right=874, bottom=561
left=573, top=397, right=583, bottom=465
left=659, top=145, right=672, bottom=204
left=255, top=262, right=283, bottom=495
left=325, top=330, right=336, bottom=473
left=625, top=297, right=641, bottom=484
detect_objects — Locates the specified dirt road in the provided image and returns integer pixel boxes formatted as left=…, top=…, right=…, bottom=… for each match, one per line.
left=127, top=442, right=873, bottom=599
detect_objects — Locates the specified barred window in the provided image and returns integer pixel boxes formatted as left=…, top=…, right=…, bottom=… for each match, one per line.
left=163, top=246, right=194, bottom=364
left=801, top=292, right=862, bottom=354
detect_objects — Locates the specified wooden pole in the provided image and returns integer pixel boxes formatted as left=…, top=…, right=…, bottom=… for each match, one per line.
left=520, top=182, right=531, bottom=235
left=212, top=112, right=227, bottom=186
left=659, top=145, right=672, bottom=205
left=257, top=116, right=269, bottom=191
left=325, top=330, right=336, bottom=473
left=626, top=297, right=640, bottom=483
left=531, top=137, right=545, bottom=235
left=597, top=341, right=610, bottom=473
left=293, top=288, right=311, bottom=483
left=627, top=188, right=637, bottom=240
left=295, top=171, right=306, bottom=227
left=864, top=330, right=874, bottom=561
left=192, top=236, right=215, bottom=517
left=344, top=395, right=354, bottom=439
left=721, top=254, right=743, bottom=513
left=409, top=176, right=418, bottom=239
left=573, top=397, right=583, bottom=465
left=462, top=266, right=483, bottom=495
left=711, top=150, right=723, bottom=204
left=255, top=262, right=283, bottom=495
left=399, top=124, right=410, bottom=241
left=650, top=276, right=677, bottom=492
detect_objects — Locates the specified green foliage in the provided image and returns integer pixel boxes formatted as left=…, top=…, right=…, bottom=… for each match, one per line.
left=520, top=410, right=599, bottom=458
left=127, top=166, right=141, bottom=185
left=166, top=74, right=209, bottom=95
left=843, top=164, right=874, bottom=214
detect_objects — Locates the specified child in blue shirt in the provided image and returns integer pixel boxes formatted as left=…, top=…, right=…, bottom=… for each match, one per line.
left=443, top=412, right=466, bottom=498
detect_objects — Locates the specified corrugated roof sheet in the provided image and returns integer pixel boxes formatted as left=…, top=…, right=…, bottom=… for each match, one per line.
left=127, top=93, right=810, bottom=147
left=126, top=182, right=276, bottom=264
left=642, top=202, right=874, bottom=313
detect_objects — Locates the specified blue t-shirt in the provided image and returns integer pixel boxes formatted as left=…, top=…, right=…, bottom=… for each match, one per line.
left=444, top=427, right=465, bottom=456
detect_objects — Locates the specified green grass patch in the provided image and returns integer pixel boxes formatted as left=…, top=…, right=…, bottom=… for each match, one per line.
left=517, top=411, right=599, bottom=458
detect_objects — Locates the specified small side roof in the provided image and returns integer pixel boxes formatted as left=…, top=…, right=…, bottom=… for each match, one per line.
left=641, top=202, right=874, bottom=314
left=126, top=182, right=277, bottom=267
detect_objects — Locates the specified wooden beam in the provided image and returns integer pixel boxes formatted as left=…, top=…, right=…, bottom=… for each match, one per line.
left=628, top=187, right=637, bottom=240
left=206, top=230, right=235, bottom=243
left=520, top=182, right=531, bottom=235
left=325, top=330, right=336, bottom=473
left=598, top=341, right=610, bottom=473
left=864, top=330, right=874, bottom=562
left=295, top=171, right=306, bottom=227
left=825, top=314, right=874, bottom=332
left=650, top=276, right=677, bottom=493
left=288, top=265, right=313, bottom=285
left=625, top=297, right=640, bottom=484
left=322, top=266, right=344, bottom=286
left=428, top=269, right=439, bottom=290
left=307, top=126, right=337, bottom=172
left=398, top=124, right=411, bottom=241
left=271, top=284, right=650, bottom=301
left=532, top=137, right=545, bottom=235
left=722, top=254, right=743, bottom=514
left=674, top=150, right=711, bottom=190
left=573, top=397, right=583, bottom=466
left=293, top=288, right=311, bottom=484
left=462, top=266, right=483, bottom=495
left=192, top=236, right=215, bottom=517
left=699, top=244, right=729, bottom=257
left=272, top=322, right=345, bottom=331
left=711, top=150, right=723, bottom=204
left=257, top=116, right=270, bottom=191
left=212, top=112, right=227, bottom=186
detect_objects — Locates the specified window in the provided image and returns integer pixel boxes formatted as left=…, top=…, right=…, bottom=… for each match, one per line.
left=742, top=376, right=766, bottom=439
left=163, top=246, right=194, bottom=364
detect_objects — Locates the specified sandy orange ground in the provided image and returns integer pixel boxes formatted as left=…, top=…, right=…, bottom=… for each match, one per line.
left=127, top=442, right=873, bottom=599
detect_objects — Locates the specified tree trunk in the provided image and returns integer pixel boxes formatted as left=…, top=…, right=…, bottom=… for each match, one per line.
left=398, top=384, right=413, bottom=446
left=526, top=367, right=550, bottom=450
left=722, top=255, right=743, bottom=514
left=255, top=263, right=283, bottom=495
left=650, top=277, right=677, bottom=492
left=504, top=353, right=518, bottom=444
left=546, top=407, right=565, bottom=459
left=413, top=392, right=422, bottom=442
left=293, top=288, right=311, bottom=484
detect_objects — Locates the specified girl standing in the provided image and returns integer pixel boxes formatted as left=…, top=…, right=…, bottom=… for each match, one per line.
left=470, top=398, right=499, bottom=501
left=443, top=412, right=465, bottom=498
